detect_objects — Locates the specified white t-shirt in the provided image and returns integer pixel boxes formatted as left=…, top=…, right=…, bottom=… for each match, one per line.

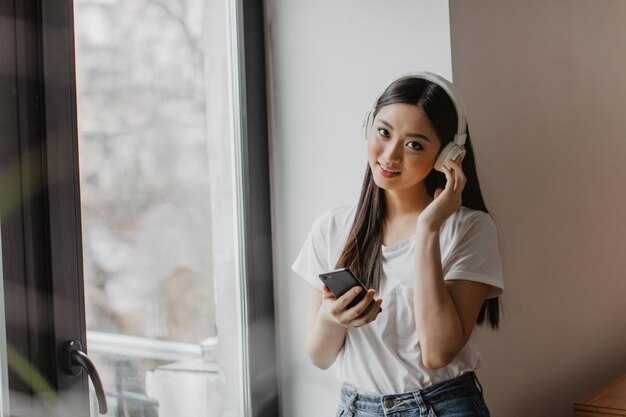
left=291, top=204, right=504, bottom=395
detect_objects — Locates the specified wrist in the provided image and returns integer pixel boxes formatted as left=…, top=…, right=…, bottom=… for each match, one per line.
left=416, top=218, right=441, bottom=234
left=317, top=306, right=346, bottom=330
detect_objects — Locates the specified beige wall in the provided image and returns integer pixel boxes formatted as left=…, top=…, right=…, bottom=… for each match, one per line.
left=449, top=1, right=626, bottom=416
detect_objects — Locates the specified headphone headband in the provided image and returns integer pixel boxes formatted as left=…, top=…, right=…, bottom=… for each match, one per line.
left=362, top=71, right=468, bottom=145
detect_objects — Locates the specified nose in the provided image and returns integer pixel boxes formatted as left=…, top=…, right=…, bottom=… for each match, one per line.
left=382, top=139, right=402, bottom=165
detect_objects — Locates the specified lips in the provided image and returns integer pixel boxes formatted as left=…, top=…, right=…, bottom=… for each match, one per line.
left=377, top=162, right=401, bottom=178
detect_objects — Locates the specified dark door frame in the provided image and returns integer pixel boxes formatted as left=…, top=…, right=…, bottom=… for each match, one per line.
left=1, top=0, right=90, bottom=414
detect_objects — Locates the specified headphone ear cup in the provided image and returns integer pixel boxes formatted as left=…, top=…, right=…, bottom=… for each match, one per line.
left=434, top=143, right=467, bottom=173
left=362, top=110, right=373, bottom=140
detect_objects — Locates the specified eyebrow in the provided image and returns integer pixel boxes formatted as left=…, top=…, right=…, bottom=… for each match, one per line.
left=379, top=119, right=432, bottom=143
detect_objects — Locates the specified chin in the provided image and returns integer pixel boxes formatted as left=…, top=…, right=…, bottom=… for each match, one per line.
left=370, top=171, right=428, bottom=194
left=371, top=175, right=400, bottom=191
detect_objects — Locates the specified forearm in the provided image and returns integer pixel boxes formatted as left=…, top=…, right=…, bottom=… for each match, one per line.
left=305, top=311, right=347, bottom=369
left=413, top=223, right=464, bottom=368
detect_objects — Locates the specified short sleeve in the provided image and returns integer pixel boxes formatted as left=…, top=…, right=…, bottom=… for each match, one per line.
left=291, top=212, right=332, bottom=291
left=443, top=213, right=504, bottom=299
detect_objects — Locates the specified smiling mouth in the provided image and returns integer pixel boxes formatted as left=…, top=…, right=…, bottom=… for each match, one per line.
left=378, top=162, right=401, bottom=174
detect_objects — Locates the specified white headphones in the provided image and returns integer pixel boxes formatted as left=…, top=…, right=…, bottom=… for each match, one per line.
left=362, top=71, right=468, bottom=173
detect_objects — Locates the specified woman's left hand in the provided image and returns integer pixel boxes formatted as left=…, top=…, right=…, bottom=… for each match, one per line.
left=417, top=155, right=466, bottom=231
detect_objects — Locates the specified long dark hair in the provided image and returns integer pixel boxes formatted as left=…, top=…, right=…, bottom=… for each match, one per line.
left=335, top=76, right=501, bottom=329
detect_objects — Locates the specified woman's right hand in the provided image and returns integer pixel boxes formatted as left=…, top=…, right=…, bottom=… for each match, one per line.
left=320, top=285, right=383, bottom=328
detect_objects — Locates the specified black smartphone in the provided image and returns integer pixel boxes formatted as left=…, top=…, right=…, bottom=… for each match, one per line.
left=318, top=268, right=382, bottom=313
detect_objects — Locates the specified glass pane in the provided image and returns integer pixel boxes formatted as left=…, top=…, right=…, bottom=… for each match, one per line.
left=73, top=0, right=241, bottom=415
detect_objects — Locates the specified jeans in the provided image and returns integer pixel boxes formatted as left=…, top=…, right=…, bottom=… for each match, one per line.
left=335, top=372, right=490, bottom=417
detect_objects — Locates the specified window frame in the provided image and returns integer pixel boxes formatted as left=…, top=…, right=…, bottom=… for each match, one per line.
left=0, top=0, right=279, bottom=415
left=229, top=0, right=279, bottom=415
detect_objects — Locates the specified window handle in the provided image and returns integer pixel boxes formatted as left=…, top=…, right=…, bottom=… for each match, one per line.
left=62, top=340, right=108, bottom=415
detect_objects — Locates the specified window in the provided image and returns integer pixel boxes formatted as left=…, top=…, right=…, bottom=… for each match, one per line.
left=74, top=0, right=235, bottom=413
left=0, top=0, right=276, bottom=415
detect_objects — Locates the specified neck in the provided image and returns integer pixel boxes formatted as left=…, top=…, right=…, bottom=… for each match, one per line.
left=384, top=184, right=433, bottom=221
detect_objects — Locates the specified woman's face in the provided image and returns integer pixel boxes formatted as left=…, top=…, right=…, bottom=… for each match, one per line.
left=367, top=103, right=442, bottom=193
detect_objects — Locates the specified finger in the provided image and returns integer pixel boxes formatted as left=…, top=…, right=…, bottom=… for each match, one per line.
left=442, top=165, right=455, bottom=191
left=448, top=155, right=462, bottom=166
left=451, top=162, right=459, bottom=192
left=451, top=155, right=465, bottom=175
left=355, top=289, right=375, bottom=310
left=352, top=298, right=383, bottom=327
left=331, top=286, right=362, bottom=315
left=454, top=165, right=466, bottom=193
left=456, top=171, right=467, bottom=193
left=434, top=188, right=443, bottom=199
left=447, top=156, right=463, bottom=171
left=446, top=160, right=463, bottom=192
left=364, top=298, right=383, bottom=323
left=347, top=289, right=376, bottom=320
left=445, top=160, right=457, bottom=192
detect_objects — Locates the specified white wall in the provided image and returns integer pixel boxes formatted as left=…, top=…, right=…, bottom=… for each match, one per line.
left=448, top=1, right=626, bottom=416
left=264, top=1, right=453, bottom=416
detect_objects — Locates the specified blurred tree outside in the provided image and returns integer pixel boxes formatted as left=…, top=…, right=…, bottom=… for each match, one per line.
left=75, top=0, right=220, bottom=345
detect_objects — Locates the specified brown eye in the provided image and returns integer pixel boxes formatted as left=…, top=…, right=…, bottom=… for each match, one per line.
left=377, top=128, right=390, bottom=138
left=406, top=141, right=423, bottom=151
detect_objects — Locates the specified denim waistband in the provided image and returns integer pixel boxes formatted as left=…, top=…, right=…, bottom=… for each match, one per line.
left=339, top=372, right=483, bottom=414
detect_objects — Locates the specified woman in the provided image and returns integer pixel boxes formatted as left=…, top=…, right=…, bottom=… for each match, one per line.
left=292, top=72, right=504, bottom=417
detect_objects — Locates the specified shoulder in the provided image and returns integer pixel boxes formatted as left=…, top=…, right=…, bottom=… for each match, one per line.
left=442, top=206, right=498, bottom=242
left=292, top=205, right=357, bottom=282
left=458, top=206, right=496, bottom=227
left=441, top=207, right=504, bottom=298
left=310, top=204, right=357, bottom=236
